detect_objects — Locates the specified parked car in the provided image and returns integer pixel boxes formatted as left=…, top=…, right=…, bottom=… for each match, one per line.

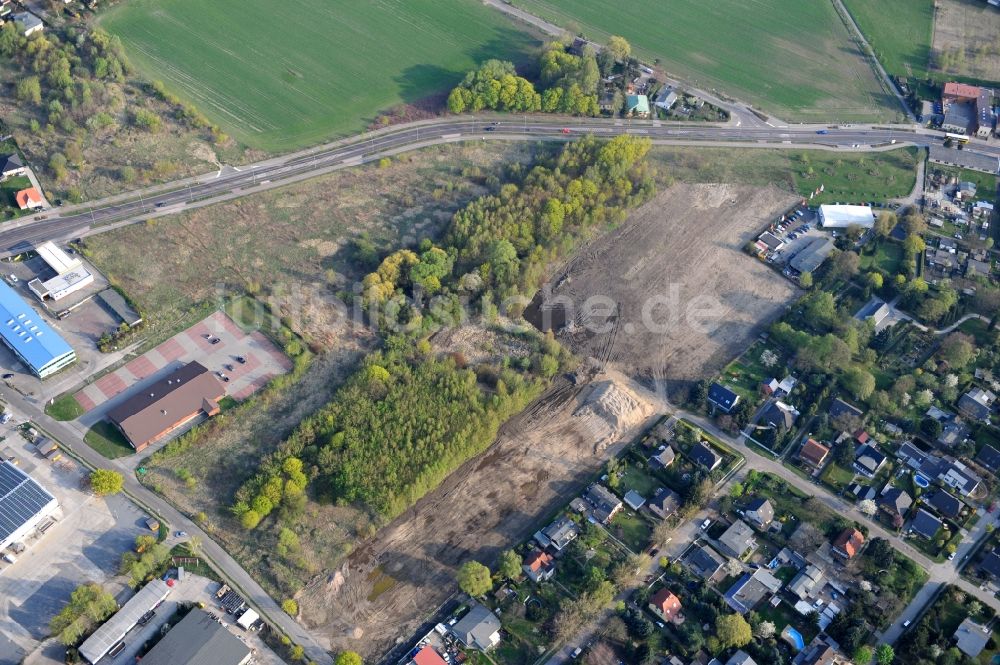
left=236, top=356, right=247, bottom=364
left=700, top=518, right=712, bottom=530
left=1, top=373, right=13, bottom=380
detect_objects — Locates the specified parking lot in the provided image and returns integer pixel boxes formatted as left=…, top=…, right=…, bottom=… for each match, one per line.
left=73, top=310, right=290, bottom=423
left=0, top=427, right=145, bottom=664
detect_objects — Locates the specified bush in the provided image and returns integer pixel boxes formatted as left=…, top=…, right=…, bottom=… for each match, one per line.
left=282, top=599, right=299, bottom=616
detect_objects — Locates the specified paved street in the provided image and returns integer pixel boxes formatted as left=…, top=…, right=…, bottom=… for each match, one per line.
left=0, top=388, right=334, bottom=665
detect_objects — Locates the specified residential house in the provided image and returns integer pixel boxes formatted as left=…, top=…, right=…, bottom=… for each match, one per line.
left=796, top=643, right=840, bottom=665
left=938, top=418, right=971, bottom=447
left=760, top=400, right=799, bottom=431
left=831, top=527, right=864, bottom=559
left=725, top=568, right=783, bottom=614
left=690, top=441, right=722, bottom=471
left=878, top=487, right=912, bottom=522
left=954, top=617, right=991, bottom=658
left=958, top=181, right=979, bottom=200
left=829, top=398, right=863, bottom=420
left=926, top=457, right=983, bottom=497
left=976, top=444, right=1000, bottom=474
left=583, top=484, right=622, bottom=524
left=910, top=508, right=943, bottom=540
left=409, top=646, right=448, bottom=665
left=854, top=429, right=870, bottom=445
left=534, top=516, right=578, bottom=551
left=725, top=652, right=758, bottom=665
left=625, top=94, right=650, bottom=118
left=799, top=439, right=830, bottom=467
left=653, top=85, right=677, bottom=111
left=648, top=486, right=681, bottom=520
left=849, top=483, right=877, bottom=501
left=15, top=187, right=43, bottom=211
left=978, top=549, right=1000, bottom=579
left=648, top=588, right=682, bottom=622
left=744, top=497, right=774, bottom=529
left=958, top=387, right=996, bottom=422
left=926, top=489, right=963, bottom=520
left=855, top=298, right=891, bottom=327
left=0, top=154, right=25, bottom=180
left=686, top=544, right=726, bottom=580
left=788, top=564, right=825, bottom=601
left=853, top=443, right=886, bottom=478
left=762, top=378, right=780, bottom=395
left=623, top=489, right=645, bottom=511
left=718, top=520, right=758, bottom=559
left=708, top=383, right=740, bottom=413
left=897, top=442, right=928, bottom=470
left=11, top=12, right=42, bottom=36
left=967, top=259, right=991, bottom=278
left=648, top=446, right=676, bottom=469
left=762, top=376, right=797, bottom=397
left=522, top=550, right=555, bottom=583
left=452, top=603, right=501, bottom=651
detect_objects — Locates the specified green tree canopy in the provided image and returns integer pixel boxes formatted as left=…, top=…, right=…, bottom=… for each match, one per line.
left=90, top=469, right=124, bottom=496
left=716, top=614, right=752, bottom=649
left=457, top=560, right=492, bottom=597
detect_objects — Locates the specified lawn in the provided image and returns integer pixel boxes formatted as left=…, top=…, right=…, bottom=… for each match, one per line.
left=860, top=241, right=904, bottom=275
left=45, top=393, right=86, bottom=421
left=720, top=340, right=786, bottom=405
left=511, top=0, right=897, bottom=121
left=99, top=0, right=542, bottom=151
left=84, top=420, right=135, bottom=459
left=649, top=147, right=920, bottom=205
left=928, top=164, right=1000, bottom=199
left=609, top=509, right=653, bottom=554
left=841, top=0, right=934, bottom=80
left=0, top=174, right=33, bottom=221
left=618, top=463, right=661, bottom=499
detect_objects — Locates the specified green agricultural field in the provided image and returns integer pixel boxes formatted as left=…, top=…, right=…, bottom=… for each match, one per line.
left=511, top=0, right=897, bottom=121
left=99, top=0, right=541, bottom=151
left=841, top=0, right=934, bottom=80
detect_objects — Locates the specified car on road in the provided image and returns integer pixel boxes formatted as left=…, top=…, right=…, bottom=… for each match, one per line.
left=562, top=128, right=571, bottom=134
left=138, top=610, right=156, bottom=625
left=816, top=129, right=828, bottom=134
left=902, top=619, right=911, bottom=628
left=7, top=275, right=16, bottom=283
left=1, top=373, right=12, bottom=380
left=0, top=413, right=11, bottom=424
left=485, top=126, right=496, bottom=132
left=175, top=531, right=187, bottom=538
left=948, top=551, right=957, bottom=561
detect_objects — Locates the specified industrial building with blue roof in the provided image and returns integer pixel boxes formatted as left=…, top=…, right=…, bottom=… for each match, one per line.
left=0, top=280, right=75, bottom=378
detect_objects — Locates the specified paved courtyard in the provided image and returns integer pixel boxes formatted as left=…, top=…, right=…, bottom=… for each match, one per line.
left=0, top=433, right=145, bottom=663
left=73, top=311, right=291, bottom=414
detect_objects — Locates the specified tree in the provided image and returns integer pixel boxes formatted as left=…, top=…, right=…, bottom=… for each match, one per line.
left=901, top=234, right=925, bottom=257
left=799, top=271, right=813, bottom=288
left=755, top=620, right=776, bottom=639
left=858, top=499, right=877, bottom=516
left=335, top=652, right=363, bottom=665
left=498, top=550, right=522, bottom=580
left=875, top=644, right=894, bottom=665
left=16, top=75, right=42, bottom=104
left=853, top=646, right=873, bottom=663
left=282, top=599, right=299, bottom=616
left=938, top=332, right=975, bottom=368
left=841, top=366, right=876, bottom=401
left=829, top=250, right=861, bottom=280
left=874, top=211, right=896, bottom=238
left=606, top=36, right=631, bottom=62
left=716, top=614, right=752, bottom=649
left=867, top=272, right=884, bottom=290
left=902, top=212, right=927, bottom=237
left=90, top=469, right=124, bottom=496
left=457, top=560, right=492, bottom=597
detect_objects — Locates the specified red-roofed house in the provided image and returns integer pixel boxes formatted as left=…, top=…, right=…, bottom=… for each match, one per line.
left=410, top=645, right=448, bottom=665
left=799, top=439, right=830, bottom=467
left=648, top=588, right=682, bottom=622
left=943, top=82, right=982, bottom=102
left=522, top=550, right=555, bottom=583
left=15, top=187, right=43, bottom=211
left=854, top=430, right=869, bottom=444
left=832, top=528, right=864, bottom=559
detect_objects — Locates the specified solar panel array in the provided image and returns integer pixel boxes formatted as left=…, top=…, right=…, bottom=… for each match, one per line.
left=0, top=461, right=55, bottom=544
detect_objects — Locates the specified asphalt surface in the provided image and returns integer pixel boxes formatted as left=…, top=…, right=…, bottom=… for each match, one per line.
left=2, top=115, right=997, bottom=257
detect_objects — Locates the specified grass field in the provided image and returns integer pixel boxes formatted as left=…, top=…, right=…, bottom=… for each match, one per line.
left=84, top=421, right=135, bottom=459
left=650, top=146, right=920, bottom=204
left=99, top=0, right=541, bottom=151
left=511, top=0, right=897, bottom=121
left=841, top=0, right=934, bottom=80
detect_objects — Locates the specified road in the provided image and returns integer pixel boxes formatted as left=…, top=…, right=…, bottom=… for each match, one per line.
left=0, top=387, right=334, bottom=665
left=2, top=114, right=997, bottom=258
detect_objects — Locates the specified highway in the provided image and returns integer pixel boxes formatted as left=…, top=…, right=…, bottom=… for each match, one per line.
left=2, top=114, right=997, bottom=257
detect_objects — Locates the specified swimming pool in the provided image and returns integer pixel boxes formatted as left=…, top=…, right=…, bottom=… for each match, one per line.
left=782, top=626, right=805, bottom=651
left=914, top=474, right=930, bottom=488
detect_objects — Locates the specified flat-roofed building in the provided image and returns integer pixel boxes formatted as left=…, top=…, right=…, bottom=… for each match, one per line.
left=818, top=204, right=875, bottom=229
left=0, top=280, right=75, bottom=377
left=0, top=461, right=58, bottom=552
left=107, top=361, right=225, bottom=451
left=138, top=608, right=251, bottom=665
left=79, top=580, right=171, bottom=664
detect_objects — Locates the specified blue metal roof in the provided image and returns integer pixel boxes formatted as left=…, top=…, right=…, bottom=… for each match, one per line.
left=0, top=280, right=74, bottom=375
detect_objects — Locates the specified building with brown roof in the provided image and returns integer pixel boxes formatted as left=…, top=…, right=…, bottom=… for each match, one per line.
left=831, top=528, right=864, bottom=559
left=799, top=439, right=830, bottom=467
left=107, top=361, right=225, bottom=451
left=522, top=550, right=555, bottom=583
left=648, top=588, right=682, bottom=622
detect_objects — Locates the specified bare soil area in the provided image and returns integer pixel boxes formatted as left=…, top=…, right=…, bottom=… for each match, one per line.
left=298, top=369, right=655, bottom=658
left=932, top=0, right=1000, bottom=83
left=534, top=184, right=799, bottom=397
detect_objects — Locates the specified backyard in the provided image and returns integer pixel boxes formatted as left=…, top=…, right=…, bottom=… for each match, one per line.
left=99, top=0, right=542, bottom=150
left=511, top=0, right=897, bottom=121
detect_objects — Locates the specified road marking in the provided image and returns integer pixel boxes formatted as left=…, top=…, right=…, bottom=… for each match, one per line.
left=441, top=133, right=461, bottom=139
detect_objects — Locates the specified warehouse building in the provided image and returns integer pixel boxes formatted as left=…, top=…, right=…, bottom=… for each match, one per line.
left=817, top=204, right=875, bottom=229
left=79, top=579, right=171, bottom=664
left=27, top=241, right=94, bottom=303
left=0, top=460, right=58, bottom=552
left=107, top=361, right=225, bottom=451
left=0, top=279, right=76, bottom=378
left=139, top=609, right=252, bottom=665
